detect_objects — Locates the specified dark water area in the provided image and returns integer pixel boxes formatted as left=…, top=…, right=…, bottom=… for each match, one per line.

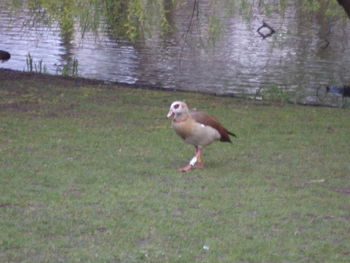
left=1, top=1, right=350, bottom=107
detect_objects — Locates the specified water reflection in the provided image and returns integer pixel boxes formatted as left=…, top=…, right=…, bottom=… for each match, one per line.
left=71, top=29, right=139, bottom=83
left=1, top=0, right=350, bottom=106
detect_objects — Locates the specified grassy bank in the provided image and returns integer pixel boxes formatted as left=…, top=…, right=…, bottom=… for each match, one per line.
left=1, top=70, right=350, bottom=262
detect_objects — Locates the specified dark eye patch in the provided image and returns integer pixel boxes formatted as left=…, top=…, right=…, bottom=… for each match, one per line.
left=174, top=104, right=180, bottom=109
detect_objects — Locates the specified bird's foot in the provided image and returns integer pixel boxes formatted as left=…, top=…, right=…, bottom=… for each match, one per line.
left=178, top=162, right=204, bottom=172
left=193, top=162, right=204, bottom=168
left=178, top=165, right=193, bottom=172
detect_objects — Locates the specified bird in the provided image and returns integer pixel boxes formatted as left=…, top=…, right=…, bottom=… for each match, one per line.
left=0, top=50, right=11, bottom=62
left=166, top=101, right=236, bottom=172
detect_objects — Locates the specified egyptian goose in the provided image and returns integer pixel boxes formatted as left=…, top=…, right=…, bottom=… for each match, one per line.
left=167, top=101, right=236, bottom=172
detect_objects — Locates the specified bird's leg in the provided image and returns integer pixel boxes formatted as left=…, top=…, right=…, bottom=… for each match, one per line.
left=179, top=146, right=204, bottom=172
left=193, top=146, right=204, bottom=168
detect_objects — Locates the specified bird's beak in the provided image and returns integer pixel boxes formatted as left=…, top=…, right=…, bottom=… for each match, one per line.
left=167, top=110, right=174, bottom=119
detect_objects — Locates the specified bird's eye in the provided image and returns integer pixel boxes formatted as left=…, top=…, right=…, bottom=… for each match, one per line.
left=173, top=104, right=180, bottom=109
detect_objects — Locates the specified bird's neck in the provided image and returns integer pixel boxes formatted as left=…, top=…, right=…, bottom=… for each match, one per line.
left=173, top=112, right=190, bottom=123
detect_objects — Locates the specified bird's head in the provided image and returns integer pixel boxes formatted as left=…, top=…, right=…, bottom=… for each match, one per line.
left=166, top=101, right=189, bottom=119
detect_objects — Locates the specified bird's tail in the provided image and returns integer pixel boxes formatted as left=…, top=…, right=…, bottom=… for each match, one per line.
left=228, top=131, right=237, bottom=138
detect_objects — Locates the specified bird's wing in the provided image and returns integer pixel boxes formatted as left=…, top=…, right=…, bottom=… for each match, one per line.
left=190, top=111, right=235, bottom=142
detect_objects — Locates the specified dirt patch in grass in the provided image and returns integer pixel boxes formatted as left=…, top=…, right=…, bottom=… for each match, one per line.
left=335, top=188, right=350, bottom=195
left=0, top=68, right=105, bottom=87
left=0, top=69, right=113, bottom=118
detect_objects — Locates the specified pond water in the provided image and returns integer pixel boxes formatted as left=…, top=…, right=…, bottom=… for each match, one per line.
left=1, top=1, right=350, bottom=106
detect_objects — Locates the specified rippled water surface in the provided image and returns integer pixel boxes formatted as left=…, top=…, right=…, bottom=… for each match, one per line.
left=1, top=1, right=350, bottom=106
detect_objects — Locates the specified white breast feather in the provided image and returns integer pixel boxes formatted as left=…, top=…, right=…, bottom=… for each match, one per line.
left=184, top=123, right=220, bottom=146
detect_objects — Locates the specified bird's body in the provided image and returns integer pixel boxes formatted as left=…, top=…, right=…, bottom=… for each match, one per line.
left=167, top=101, right=236, bottom=171
left=0, top=50, right=11, bottom=62
left=172, top=113, right=221, bottom=147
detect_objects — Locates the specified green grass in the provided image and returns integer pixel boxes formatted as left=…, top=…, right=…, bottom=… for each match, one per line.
left=1, top=73, right=350, bottom=262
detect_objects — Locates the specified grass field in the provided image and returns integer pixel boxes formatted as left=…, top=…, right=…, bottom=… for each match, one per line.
left=1, top=70, right=350, bottom=262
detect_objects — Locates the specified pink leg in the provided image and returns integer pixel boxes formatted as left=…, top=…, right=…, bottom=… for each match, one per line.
left=178, top=164, right=194, bottom=172
left=193, top=147, right=204, bottom=168
left=179, top=146, right=204, bottom=172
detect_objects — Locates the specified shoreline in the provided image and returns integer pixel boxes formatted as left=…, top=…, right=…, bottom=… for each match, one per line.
left=0, top=68, right=234, bottom=97
left=0, top=68, right=346, bottom=108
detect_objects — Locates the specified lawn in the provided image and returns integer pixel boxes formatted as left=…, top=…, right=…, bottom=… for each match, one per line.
left=1, top=70, right=350, bottom=262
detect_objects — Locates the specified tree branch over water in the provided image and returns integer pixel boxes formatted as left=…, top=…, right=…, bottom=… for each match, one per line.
left=257, top=21, right=275, bottom=39
left=182, top=0, right=199, bottom=42
left=337, top=0, right=350, bottom=18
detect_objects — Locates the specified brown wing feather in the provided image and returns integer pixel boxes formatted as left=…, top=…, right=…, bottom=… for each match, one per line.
left=190, top=111, right=236, bottom=142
